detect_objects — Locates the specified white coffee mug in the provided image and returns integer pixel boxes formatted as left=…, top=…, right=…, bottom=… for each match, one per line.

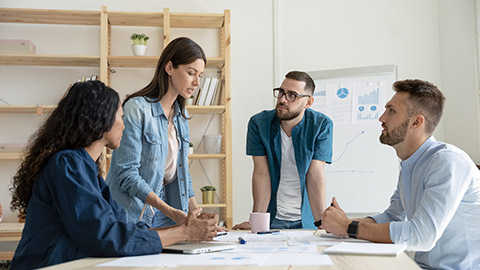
left=249, top=212, right=270, bottom=233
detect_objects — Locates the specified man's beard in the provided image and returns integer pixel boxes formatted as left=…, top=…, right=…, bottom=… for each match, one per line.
left=276, top=103, right=302, bottom=121
left=379, top=119, right=409, bottom=146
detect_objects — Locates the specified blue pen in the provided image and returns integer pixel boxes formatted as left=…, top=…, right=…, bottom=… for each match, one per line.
left=238, top=236, right=247, bottom=244
left=256, top=230, right=280, bottom=234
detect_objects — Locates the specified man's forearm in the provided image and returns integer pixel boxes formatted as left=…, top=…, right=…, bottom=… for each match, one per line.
left=306, top=160, right=326, bottom=221
left=252, top=174, right=271, bottom=212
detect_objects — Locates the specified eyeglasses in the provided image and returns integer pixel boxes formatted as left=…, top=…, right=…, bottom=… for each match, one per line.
left=273, top=88, right=311, bottom=102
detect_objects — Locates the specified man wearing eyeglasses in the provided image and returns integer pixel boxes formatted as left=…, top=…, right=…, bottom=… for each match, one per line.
left=233, top=71, right=333, bottom=230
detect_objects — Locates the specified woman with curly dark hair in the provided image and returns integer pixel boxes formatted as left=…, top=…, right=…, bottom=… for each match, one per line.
left=10, top=81, right=217, bottom=269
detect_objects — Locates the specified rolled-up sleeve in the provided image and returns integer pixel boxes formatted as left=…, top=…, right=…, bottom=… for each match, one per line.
left=246, top=116, right=266, bottom=156
left=114, top=100, right=153, bottom=202
left=387, top=152, right=471, bottom=251
left=313, top=118, right=333, bottom=163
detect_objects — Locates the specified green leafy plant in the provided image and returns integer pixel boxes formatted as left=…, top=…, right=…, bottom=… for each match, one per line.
left=130, top=33, right=150, bottom=46
left=189, top=142, right=194, bottom=148
left=200, top=186, right=216, bottom=192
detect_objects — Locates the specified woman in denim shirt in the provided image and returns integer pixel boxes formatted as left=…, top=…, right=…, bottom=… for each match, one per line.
left=106, top=37, right=204, bottom=227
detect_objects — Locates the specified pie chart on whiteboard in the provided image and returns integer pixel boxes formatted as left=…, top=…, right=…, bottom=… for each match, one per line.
left=337, top=87, right=349, bottom=99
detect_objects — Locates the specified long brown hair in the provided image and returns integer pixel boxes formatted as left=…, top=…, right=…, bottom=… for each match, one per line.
left=10, top=81, right=120, bottom=215
left=124, top=37, right=206, bottom=119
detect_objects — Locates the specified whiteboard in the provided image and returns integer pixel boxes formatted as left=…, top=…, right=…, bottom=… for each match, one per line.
left=308, top=65, right=399, bottom=213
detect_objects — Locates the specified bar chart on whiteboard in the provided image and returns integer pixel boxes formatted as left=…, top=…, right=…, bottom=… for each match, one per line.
left=308, top=65, right=399, bottom=213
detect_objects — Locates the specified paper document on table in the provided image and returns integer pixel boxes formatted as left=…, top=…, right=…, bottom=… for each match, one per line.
left=224, top=243, right=318, bottom=253
left=96, top=253, right=180, bottom=267
left=179, top=252, right=267, bottom=266
left=323, top=242, right=407, bottom=256
left=263, top=253, right=333, bottom=266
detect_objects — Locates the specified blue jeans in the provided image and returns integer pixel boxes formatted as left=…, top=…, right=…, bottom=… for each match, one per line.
left=271, top=217, right=302, bottom=229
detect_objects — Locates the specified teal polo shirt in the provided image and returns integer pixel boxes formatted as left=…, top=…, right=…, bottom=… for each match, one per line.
left=246, top=108, right=333, bottom=229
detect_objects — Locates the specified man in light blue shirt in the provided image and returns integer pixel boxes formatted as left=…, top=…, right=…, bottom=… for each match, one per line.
left=322, top=79, right=480, bottom=269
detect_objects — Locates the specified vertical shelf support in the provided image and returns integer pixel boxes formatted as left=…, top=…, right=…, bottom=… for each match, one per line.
left=163, top=8, right=170, bottom=49
left=223, top=10, right=233, bottom=229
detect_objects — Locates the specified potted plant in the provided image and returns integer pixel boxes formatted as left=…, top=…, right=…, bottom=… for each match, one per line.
left=200, top=186, right=216, bottom=204
left=130, top=33, right=149, bottom=56
left=189, top=142, right=194, bottom=154
left=186, top=95, right=194, bottom=106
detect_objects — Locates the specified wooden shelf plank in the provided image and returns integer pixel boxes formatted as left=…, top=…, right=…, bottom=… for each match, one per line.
left=188, top=154, right=225, bottom=160
left=197, top=203, right=226, bottom=208
left=170, top=12, right=224, bottom=28
left=0, top=54, right=100, bottom=67
left=186, top=105, right=225, bottom=114
left=0, top=105, right=224, bottom=114
left=108, top=11, right=163, bottom=26
left=0, top=153, right=22, bottom=160
left=0, top=8, right=100, bottom=25
left=0, top=105, right=56, bottom=114
left=108, top=56, right=223, bottom=68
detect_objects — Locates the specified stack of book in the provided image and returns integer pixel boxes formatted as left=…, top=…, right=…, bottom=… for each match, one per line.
left=193, top=76, right=222, bottom=106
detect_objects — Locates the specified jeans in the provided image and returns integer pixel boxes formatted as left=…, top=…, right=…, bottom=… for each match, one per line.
left=271, top=217, right=302, bottom=229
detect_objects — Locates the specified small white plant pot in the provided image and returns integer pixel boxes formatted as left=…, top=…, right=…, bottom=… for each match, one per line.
left=132, top=44, right=147, bottom=56
left=186, top=98, right=194, bottom=106
left=189, top=147, right=194, bottom=155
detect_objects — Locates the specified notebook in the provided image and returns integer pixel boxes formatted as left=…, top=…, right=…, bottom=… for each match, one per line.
left=162, top=242, right=237, bottom=254
left=323, top=242, right=407, bottom=256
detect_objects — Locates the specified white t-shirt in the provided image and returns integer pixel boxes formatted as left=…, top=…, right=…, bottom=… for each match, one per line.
left=275, top=126, right=302, bottom=221
left=164, top=112, right=178, bottom=184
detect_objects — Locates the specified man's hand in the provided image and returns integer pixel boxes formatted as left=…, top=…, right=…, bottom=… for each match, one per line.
left=184, top=208, right=217, bottom=241
left=321, top=197, right=350, bottom=236
left=232, top=221, right=251, bottom=230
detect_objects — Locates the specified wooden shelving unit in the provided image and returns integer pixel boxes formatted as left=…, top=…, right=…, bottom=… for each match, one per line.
left=0, top=7, right=232, bottom=228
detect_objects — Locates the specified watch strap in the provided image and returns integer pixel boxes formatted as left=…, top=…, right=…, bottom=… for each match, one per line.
left=347, top=220, right=359, bottom=238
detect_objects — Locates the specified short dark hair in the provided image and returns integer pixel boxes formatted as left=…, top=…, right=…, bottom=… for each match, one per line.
left=393, top=79, right=445, bottom=134
left=285, top=71, right=315, bottom=95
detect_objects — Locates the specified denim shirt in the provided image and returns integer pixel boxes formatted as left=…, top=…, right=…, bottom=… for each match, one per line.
left=11, top=149, right=162, bottom=270
left=371, top=137, right=480, bottom=270
left=106, top=97, right=194, bottom=226
left=246, top=108, right=333, bottom=229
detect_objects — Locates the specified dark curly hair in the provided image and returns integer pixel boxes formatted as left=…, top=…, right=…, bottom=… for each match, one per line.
left=124, top=37, right=206, bottom=119
left=10, top=80, right=120, bottom=215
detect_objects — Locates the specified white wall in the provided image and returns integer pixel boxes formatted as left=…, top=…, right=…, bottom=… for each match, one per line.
left=0, top=0, right=274, bottom=225
left=1, top=0, right=479, bottom=224
left=438, top=0, right=480, bottom=163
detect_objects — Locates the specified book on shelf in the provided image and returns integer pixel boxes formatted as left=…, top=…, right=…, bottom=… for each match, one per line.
left=196, top=77, right=211, bottom=106
left=213, top=79, right=223, bottom=105
left=204, top=77, right=218, bottom=106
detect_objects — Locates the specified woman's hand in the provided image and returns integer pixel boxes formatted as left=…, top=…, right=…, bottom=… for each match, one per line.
left=168, top=208, right=188, bottom=225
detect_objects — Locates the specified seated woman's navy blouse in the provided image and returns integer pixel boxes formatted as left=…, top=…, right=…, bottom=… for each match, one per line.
left=11, top=148, right=162, bottom=269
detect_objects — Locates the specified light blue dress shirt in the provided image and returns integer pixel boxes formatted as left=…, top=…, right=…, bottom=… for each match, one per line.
left=246, top=108, right=333, bottom=229
left=106, top=97, right=194, bottom=227
left=371, top=137, right=480, bottom=270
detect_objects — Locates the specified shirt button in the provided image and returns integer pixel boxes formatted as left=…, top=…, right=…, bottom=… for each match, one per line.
left=182, top=193, right=185, bottom=196
left=179, top=164, right=182, bottom=167
left=180, top=178, right=184, bottom=181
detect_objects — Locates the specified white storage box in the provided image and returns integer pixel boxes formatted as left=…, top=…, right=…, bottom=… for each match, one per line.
left=0, top=39, right=36, bottom=54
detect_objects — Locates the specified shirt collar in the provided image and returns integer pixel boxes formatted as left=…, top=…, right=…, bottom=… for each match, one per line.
left=400, top=136, right=436, bottom=168
left=150, top=98, right=181, bottom=117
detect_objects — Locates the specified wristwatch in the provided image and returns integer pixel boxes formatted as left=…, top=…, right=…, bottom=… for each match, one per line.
left=313, top=219, right=322, bottom=227
left=347, top=220, right=359, bottom=238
